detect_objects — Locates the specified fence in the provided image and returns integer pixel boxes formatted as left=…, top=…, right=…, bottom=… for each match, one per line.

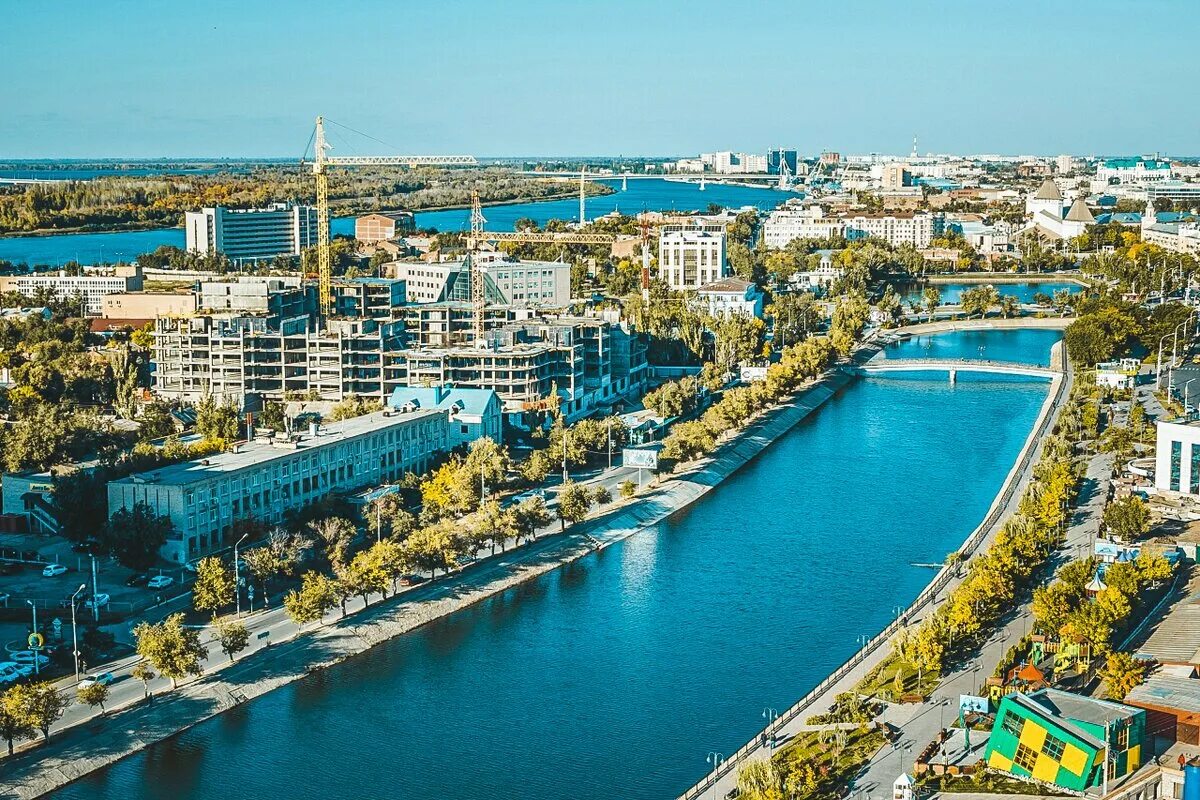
left=679, top=357, right=1070, bottom=800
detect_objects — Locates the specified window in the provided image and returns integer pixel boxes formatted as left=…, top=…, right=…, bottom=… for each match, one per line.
left=1171, top=440, right=1183, bottom=491
left=1116, top=725, right=1129, bottom=750
left=1001, top=712, right=1024, bottom=738
left=1014, top=743, right=1038, bottom=772
left=1043, top=734, right=1065, bottom=761
left=1190, top=444, right=1200, bottom=494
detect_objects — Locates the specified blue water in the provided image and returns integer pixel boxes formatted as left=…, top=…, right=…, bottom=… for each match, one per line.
left=51, top=328, right=1055, bottom=800
left=902, top=281, right=1083, bottom=306
left=887, top=327, right=1062, bottom=366
left=0, top=179, right=789, bottom=267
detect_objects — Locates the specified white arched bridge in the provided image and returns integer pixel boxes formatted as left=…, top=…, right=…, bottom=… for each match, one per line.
left=855, top=357, right=1060, bottom=382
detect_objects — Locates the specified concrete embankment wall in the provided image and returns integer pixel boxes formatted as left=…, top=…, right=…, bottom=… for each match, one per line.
left=3, top=360, right=866, bottom=800
left=924, top=273, right=1090, bottom=286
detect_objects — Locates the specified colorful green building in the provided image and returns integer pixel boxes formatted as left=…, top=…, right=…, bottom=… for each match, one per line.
left=984, top=688, right=1145, bottom=792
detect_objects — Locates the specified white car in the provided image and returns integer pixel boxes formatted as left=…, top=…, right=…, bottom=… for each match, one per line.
left=42, top=564, right=67, bottom=578
left=78, top=672, right=114, bottom=689
left=84, top=593, right=110, bottom=610
left=147, top=575, right=174, bottom=590
left=10, top=651, right=49, bottom=668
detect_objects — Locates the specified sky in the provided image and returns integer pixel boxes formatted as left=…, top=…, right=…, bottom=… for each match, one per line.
left=2, top=0, right=1197, bottom=159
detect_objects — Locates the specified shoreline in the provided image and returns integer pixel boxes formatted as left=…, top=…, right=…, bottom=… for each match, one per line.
left=923, top=272, right=1091, bottom=287
left=2, top=348, right=872, bottom=800
left=679, top=339, right=1071, bottom=800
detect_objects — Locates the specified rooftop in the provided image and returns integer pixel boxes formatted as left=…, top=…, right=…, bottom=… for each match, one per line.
left=698, top=278, right=755, bottom=294
left=387, top=386, right=498, bottom=417
left=1033, top=178, right=1063, bottom=201
left=109, top=407, right=444, bottom=488
left=1126, top=673, right=1200, bottom=714
left=1136, top=567, right=1200, bottom=666
left=1010, top=688, right=1141, bottom=751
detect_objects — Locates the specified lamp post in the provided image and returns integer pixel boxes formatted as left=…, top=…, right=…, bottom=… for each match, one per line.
left=562, top=427, right=570, bottom=483
left=706, top=751, right=724, bottom=776
left=234, top=533, right=249, bottom=616
left=762, top=707, right=779, bottom=748
left=70, top=583, right=86, bottom=682
left=1185, top=379, right=1197, bottom=413
left=26, top=600, right=39, bottom=676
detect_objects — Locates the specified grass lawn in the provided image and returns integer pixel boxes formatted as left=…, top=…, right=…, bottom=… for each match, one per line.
left=852, top=652, right=940, bottom=702
left=920, top=770, right=1072, bottom=796
left=773, top=726, right=887, bottom=800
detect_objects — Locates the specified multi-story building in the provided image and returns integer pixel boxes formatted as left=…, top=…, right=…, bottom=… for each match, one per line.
left=880, top=163, right=912, bottom=190
left=387, top=387, right=502, bottom=450
left=696, top=278, right=763, bottom=319
left=1094, top=157, right=1173, bottom=186
left=387, top=255, right=571, bottom=307
left=355, top=212, right=415, bottom=243
left=108, top=408, right=450, bottom=564
left=658, top=223, right=727, bottom=290
left=1148, top=180, right=1200, bottom=205
left=843, top=212, right=941, bottom=248
left=198, top=276, right=306, bottom=314
left=0, top=264, right=144, bottom=316
left=102, top=290, right=198, bottom=320
left=184, top=203, right=319, bottom=264
left=763, top=205, right=846, bottom=249
left=1154, top=417, right=1200, bottom=496
left=767, top=149, right=799, bottom=176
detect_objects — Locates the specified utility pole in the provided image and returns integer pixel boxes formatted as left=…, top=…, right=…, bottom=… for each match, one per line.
left=70, top=584, right=86, bottom=683
left=607, top=417, right=612, bottom=471
left=90, top=555, right=99, bottom=623
left=234, top=533, right=248, bottom=617
left=562, top=427, right=570, bottom=483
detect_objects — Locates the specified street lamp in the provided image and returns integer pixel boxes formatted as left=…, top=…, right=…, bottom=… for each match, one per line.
left=762, top=707, right=780, bottom=748
left=26, top=600, right=39, bottom=676
left=234, top=533, right=249, bottom=616
left=70, top=583, right=86, bottom=682
left=706, top=751, right=725, bottom=774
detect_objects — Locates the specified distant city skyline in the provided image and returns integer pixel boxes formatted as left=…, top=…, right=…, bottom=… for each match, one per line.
left=2, top=0, right=1197, bottom=158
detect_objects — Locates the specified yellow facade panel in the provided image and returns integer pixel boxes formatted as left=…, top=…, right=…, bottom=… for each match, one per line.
left=1128, top=744, right=1140, bottom=772
left=1020, top=723, right=1047, bottom=752
left=989, top=751, right=1013, bottom=771
left=1032, top=754, right=1060, bottom=783
left=1059, top=743, right=1088, bottom=777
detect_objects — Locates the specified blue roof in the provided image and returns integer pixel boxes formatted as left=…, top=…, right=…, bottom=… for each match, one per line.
left=1095, top=212, right=1142, bottom=225
left=387, top=386, right=499, bottom=417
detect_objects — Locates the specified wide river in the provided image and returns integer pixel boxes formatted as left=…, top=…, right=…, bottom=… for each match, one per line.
left=0, top=178, right=793, bottom=267
left=50, top=327, right=1061, bottom=800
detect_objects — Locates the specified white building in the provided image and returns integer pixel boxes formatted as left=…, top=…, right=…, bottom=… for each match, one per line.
left=658, top=224, right=728, bottom=290
left=696, top=278, right=764, bottom=319
left=185, top=203, right=319, bottom=265
left=108, top=408, right=450, bottom=564
left=1055, top=154, right=1081, bottom=174
left=1095, top=157, right=1173, bottom=186
left=0, top=264, right=144, bottom=315
left=789, top=249, right=843, bottom=291
left=1141, top=199, right=1200, bottom=255
left=1154, top=418, right=1200, bottom=497
left=763, top=205, right=846, bottom=248
left=387, top=386, right=503, bottom=449
left=1095, top=359, right=1139, bottom=389
left=1016, top=178, right=1094, bottom=243
left=387, top=255, right=571, bottom=307
left=843, top=212, right=940, bottom=248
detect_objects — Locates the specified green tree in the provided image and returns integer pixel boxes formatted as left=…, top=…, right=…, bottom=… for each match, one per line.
left=134, top=613, right=207, bottom=689
left=736, top=759, right=783, bottom=800
left=922, top=286, right=941, bottom=321
left=214, top=616, right=250, bottom=662
left=100, top=502, right=172, bottom=570
left=328, top=394, right=384, bottom=421
left=1103, top=495, right=1150, bottom=541
left=592, top=486, right=613, bottom=506
left=1099, top=651, right=1146, bottom=700
left=556, top=481, right=593, bottom=530
left=619, top=479, right=637, bottom=499
left=520, top=449, right=552, bottom=485
left=76, top=681, right=110, bottom=715
left=18, top=682, right=70, bottom=741
left=959, top=285, right=1000, bottom=318
left=308, top=516, right=356, bottom=569
left=283, top=571, right=338, bottom=628
left=0, top=688, right=37, bottom=755
left=999, top=295, right=1021, bottom=319
left=131, top=662, right=156, bottom=699
left=513, top=496, right=551, bottom=543
left=192, top=556, right=235, bottom=616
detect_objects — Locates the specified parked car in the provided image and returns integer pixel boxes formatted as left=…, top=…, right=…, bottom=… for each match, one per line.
left=60, top=593, right=87, bottom=609
left=182, top=561, right=199, bottom=574
left=83, top=593, right=110, bottom=610
left=509, top=488, right=546, bottom=506
left=42, top=564, right=68, bottom=578
left=147, top=575, right=174, bottom=590
left=399, top=574, right=427, bottom=587
left=0, top=664, right=20, bottom=684
left=0, top=562, right=20, bottom=576
left=78, top=672, right=114, bottom=689
left=10, top=651, right=49, bottom=668
left=124, top=573, right=148, bottom=587
left=0, top=661, right=33, bottom=679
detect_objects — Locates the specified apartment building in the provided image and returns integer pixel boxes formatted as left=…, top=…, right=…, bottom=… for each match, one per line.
left=108, top=408, right=450, bottom=564
left=763, top=205, right=846, bottom=248
left=0, top=264, right=144, bottom=315
left=102, top=290, right=198, bottom=319
left=355, top=212, right=415, bottom=243
left=185, top=203, right=319, bottom=264
left=843, top=212, right=941, bottom=248
left=387, top=256, right=570, bottom=307
left=696, top=278, right=764, bottom=319
left=658, top=223, right=728, bottom=290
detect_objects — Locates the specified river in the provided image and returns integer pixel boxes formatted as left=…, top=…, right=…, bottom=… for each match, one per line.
left=48, top=328, right=1060, bottom=800
left=901, top=281, right=1083, bottom=306
left=0, top=179, right=792, bottom=267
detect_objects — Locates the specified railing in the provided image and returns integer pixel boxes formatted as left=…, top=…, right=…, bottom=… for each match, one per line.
left=678, top=360, right=1069, bottom=800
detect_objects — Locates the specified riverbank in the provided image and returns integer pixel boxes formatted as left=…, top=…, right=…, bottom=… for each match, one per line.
left=924, top=272, right=1090, bottom=286
left=1, top=350, right=875, bottom=800
left=680, top=340, right=1072, bottom=800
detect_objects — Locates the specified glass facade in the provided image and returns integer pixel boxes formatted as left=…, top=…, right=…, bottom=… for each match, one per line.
left=1171, top=440, right=1183, bottom=491
left=1190, top=443, right=1200, bottom=494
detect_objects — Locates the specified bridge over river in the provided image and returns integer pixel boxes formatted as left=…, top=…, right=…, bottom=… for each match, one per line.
left=855, top=356, right=1060, bottom=382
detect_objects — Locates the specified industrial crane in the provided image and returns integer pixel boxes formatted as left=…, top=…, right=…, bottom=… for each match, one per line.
left=309, top=116, right=478, bottom=316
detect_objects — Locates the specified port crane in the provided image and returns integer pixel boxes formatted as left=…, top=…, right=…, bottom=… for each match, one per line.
left=308, top=116, right=478, bottom=316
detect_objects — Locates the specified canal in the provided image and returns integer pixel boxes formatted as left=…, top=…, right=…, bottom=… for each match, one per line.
left=901, top=281, right=1083, bottom=306
left=50, top=328, right=1061, bottom=800
left=0, top=178, right=792, bottom=267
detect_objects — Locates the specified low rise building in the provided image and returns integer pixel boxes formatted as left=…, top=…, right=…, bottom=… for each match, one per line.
left=696, top=278, right=764, bottom=318
left=185, top=203, right=319, bottom=264
left=788, top=249, right=843, bottom=291
left=1096, top=359, right=1140, bottom=389
left=387, top=386, right=502, bottom=449
left=102, top=290, right=198, bottom=319
left=355, top=212, right=415, bottom=243
left=0, top=264, right=144, bottom=315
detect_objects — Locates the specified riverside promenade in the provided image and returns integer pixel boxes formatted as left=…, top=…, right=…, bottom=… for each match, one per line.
left=680, top=340, right=1072, bottom=800
left=0, top=348, right=878, bottom=800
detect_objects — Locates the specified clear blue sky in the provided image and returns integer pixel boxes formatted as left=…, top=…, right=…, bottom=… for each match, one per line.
left=2, top=0, right=1196, bottom=159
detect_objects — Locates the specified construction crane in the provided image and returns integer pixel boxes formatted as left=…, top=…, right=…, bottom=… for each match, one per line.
left=309, top=116, right=478, bottom=316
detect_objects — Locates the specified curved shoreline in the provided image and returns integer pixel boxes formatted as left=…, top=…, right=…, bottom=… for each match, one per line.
left=1, top=353, right=871, bottom=799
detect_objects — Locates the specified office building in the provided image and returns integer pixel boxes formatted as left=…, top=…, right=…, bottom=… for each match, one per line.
left=355, top=212, right=415, bottom=243
left=1154, top=417, right=1200, bottom=496
left=185, top=203, right=319, bottom=264
left=387, top=255, right=571, bottom=307
left=767, top=149, right=799, bottom=176
left=1149, top=181, right=1200, bottom=205
left=0, top=264, right=144, bottom=316
left=658, top=223, right=727, bottom=290
left=108, top=408, right=450, bottom=564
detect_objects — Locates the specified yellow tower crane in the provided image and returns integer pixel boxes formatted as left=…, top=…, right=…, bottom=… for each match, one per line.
left=310, top=116, right=477, bottom=316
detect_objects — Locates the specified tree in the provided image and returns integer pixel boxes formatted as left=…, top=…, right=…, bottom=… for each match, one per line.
left=0, top=688, right=36, bottom=755
left=308, top=516, right=355, bottom=569
left=134, top=613, right=207, bottom=689
left=557, top=481, right=593, bottom=530
left=1099, top=651, right=1146, bottom=700
left=619, top=479, right=637, bottom=499
left=192, top=556, right=235, bottom=616
left=18, top=682, right=69, bottom=741
left=328, top=394, right=384, bottom=421
left=520, top=449, right=552, bottom=485
left=343, top=547, right=390, bottom=608
left=214, top=616, right=250, bottom=662
left=736, top=759, right=783, bottom=800
left=512, top=496, right=551, bottom=543
left=76, top=681, right=110, bottom=715
left=131, top=662, right=156, bottom=699
left=283, top=571, right=338, bottom=628
left=196, top=395, right=240, bottom=442
left=1103, top=495, right=1150, bottom=541
left=592, top=486, right=613, bottom=506
left=922, top=286, right=941, bottom=321
left=999, top=295, right=1021, bottom=319
left=959, top=285, right=999, bottom=318
left=100, top=502, right=172, bottom=570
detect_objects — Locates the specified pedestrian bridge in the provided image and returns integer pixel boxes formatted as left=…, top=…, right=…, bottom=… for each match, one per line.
left=856, top=357, right=1060, bottom=381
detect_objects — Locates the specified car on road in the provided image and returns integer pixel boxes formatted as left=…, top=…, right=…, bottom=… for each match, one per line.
left=42, top=564, right=68, bottom=578
left=125, top=573, right=149, bottom=587
left=182, top=561, right=199, bottom=574
left=83, top=593, right=110, bottom=610
left=508, top=488, right=546, bottom=506
left=399, top=574, right=427, bottom=587
left=10, top=651, right=49, bottom=668
left=0, top=661, right=33, bottom=680
left=78, top=672, right=114, bottom=689
left=147, top=575, right=174, bottom=590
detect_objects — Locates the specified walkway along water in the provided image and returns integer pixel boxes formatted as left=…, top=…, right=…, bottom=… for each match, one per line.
left=1, top=344, right=884, bottom=800
left=680, top=339, right=1072, bottom=800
